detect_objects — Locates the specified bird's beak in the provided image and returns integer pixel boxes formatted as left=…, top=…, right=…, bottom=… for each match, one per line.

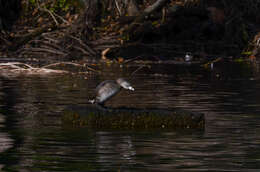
left=89, top=99, right=95, bottom=104
left=128, top=86, right=134, bottom=91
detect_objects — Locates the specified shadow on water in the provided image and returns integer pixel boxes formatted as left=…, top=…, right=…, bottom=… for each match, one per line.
left=0, top=78, right=24, bottom=170
left=0, top=60, right=260, bottom=171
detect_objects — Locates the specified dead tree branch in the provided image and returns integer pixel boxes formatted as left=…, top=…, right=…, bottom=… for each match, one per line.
left=124, top=0, right=169, bottom=34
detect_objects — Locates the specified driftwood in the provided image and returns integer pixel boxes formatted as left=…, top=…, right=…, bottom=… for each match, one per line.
left=62, top=105, right=205, bottom=130
left=42, top=62, right=98, bottom=73
left=0, top=62, right=98, bottom=77
left=0, top=62, right=67, bottom=77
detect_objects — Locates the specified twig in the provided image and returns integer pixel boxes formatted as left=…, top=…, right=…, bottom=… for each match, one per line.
left=39, top=7, right=59, bottom=26
left=130, top=64, right=146, bottom=77
left=0, top=62, right=34, bottom=69
left=68, top=35, right=97, bottom=55
left=42, top=62, right=85, bottom=68
left=42, top=62, right=99, bottom=73
left=36, top=0, right=68, bottom=25
left=52, top=11, right=70, bottom=24
left=22, top=47, right=67, bottom=56
left=91, top=45, right=120, bottom=51
left=40, top=44, right=63, bottom=51
left=43, top=36, right=60, bottom=44
left=90, top=36, right=120, bottom=45
left=72, top=46, right=91, bottom=56
left=144, top=0, right=168, bottom=13
left=34, top=68, right=68, bottom=74
left=114, top=0, right=122, bottom=15
left=101, top=48, right=110, bottom=59
left=36, top=0, right=58, bottom=26
left=0, top=62, right=68, bottom=75
left=123, top=55, right=144, bottom=64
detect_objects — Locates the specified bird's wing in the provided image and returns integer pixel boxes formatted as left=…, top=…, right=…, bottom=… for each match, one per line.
left=96, top=82, right=120, bottom=103
left=95, top=80, right=114, bottom=92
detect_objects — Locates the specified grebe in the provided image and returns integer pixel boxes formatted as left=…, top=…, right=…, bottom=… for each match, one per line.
left=89, top=78, right=134, bottom=105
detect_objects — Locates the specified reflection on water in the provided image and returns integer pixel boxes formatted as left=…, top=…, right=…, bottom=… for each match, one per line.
left=0, top=113, right=14, bottom=172
left=0, top=61, right=260, bottom=171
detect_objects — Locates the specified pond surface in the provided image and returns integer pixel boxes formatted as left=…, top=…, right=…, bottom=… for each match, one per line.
left=0, top=60, right=260, bottom=171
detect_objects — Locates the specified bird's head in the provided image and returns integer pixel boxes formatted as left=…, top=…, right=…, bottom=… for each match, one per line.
left=116, top=78, right=135, bottom=91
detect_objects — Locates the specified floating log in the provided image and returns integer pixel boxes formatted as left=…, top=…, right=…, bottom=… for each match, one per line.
left=62, top=105, right=205, bottom=130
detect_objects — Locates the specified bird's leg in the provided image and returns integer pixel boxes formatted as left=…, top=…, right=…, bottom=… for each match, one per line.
left=96, top=103, right=109, bottom=111
left=89, top=99, right=95, bottom=104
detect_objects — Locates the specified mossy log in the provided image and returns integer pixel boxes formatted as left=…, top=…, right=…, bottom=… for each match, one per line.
left=62, top=105, right=205, bottom=130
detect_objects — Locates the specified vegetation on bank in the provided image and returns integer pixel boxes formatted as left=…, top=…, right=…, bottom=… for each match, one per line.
left=0, top=0, right=260, bottom=62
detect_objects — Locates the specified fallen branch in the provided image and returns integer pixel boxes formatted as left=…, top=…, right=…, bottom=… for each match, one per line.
left=101, top=48, right=110, bottom=59
left=0, top=62, right=34, bottom=69
left=42, top=62, right=99, bottom=73
left=39, top=6, right=59, bottom=26
left=21, top=47, right=67, bottom=56
left=69, top=35, right=97, bottom=56
left=52, top=10, right=70, bottom=25
left=144, top=0, right=169, bottom=13
left=42, top=62, right=83, bottom=68
left=36, top=0, right=69, bottom=25
left=12, top=68, right=67, bottom=75
left=0, top=62, right=68, bottom=76
left=0, top=62, right=97, bottom=77
left=73, top=46, right=91, bottom=56
left=114, top=0, right=122, bottom=15
left=10, top=23, right=57, bottom=51
left=123, top=55, right=144, bottom=64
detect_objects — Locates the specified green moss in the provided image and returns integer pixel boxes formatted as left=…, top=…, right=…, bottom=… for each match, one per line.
left=62, top=106, right=205, bottom=130
left=26, top=0, right=84, bottom=13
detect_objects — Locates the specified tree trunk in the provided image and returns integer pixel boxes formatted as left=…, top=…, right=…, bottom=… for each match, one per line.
left=0, top=0, right=21, bottom=30
left=124, top=0, right=169, bottom=36
left=83, top=0, right=102, bottom=38
left=127, top=0, right=139, bottom=16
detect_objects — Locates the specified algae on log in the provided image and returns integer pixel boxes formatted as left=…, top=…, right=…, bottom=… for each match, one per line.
left=62, top=105, right=205, bottom=130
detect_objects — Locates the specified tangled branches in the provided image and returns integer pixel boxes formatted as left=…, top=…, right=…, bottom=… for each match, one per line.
left=0, top=61, right=98, bottom=78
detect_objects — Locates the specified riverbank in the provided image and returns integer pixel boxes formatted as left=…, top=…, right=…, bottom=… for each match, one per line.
left=1, top=0, right=260, bottom=64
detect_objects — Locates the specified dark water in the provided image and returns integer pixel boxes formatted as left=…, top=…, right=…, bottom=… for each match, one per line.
left=0, top=61, right=260, bottom=171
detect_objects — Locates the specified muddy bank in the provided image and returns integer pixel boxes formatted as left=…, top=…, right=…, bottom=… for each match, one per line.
left=1, top=0, right=260, bottom=62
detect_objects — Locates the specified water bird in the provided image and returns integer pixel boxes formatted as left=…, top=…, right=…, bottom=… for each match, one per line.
left=185, top=52, right=193, bottom=62
left=89, top=78, right=134, bottom=105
